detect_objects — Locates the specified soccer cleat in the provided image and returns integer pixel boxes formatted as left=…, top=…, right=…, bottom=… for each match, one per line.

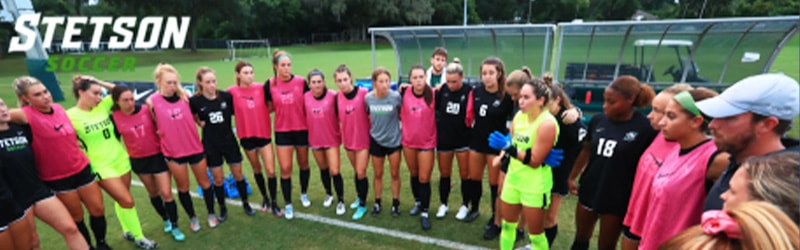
left=285, top=204, right=294, bottom=220
left=301, top=194, right=312, bottom=208
left=323, top=195, right=334, bottom=208
left=162, top=220, right=173, bottom=233
left=352, top=206, right=367, bottom=220
left=336, top=202, right=346, bottom=215
left=485, top=216, right=494, bottom=230
left=391, top=204, right=400, bottom=217
left=435, top=204, right=448, bottom=219
left=350, top=198, right=360, bottom=209
left=421, top=213, right=432, bottom=231
left=96, top=242, right=112, bottom=250
left=123, top=232, right=135, bottom=241
left=409, top=201, right=421, bottom=216
left=219, top=207, right=228, bottom=222
left=261, top=200, right=270, bottom=213
left=515, top=244, right=532, bottom=250
left=170, top=228, right=185, bottom=241
left=271, top=202, right=284, bottom=217
left=464, top=210, right=481, bottom=223
left=189, top=217, right=201, bottom=232
left=134, top=237, right=158, bottom=249
left=371, top=203, right=382, bottom=216
left=483, top=223, right=501, bottom=240
left=207, top=214, right=219, bottom=228
left=243, top=203, right=256, bottom=216
left=455, top=205, right=469, bottom=220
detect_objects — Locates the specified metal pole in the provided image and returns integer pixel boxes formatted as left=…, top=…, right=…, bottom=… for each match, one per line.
left=699, top=0, right=708, bottom=18
left=371, top=32, right=377, bottom=69
left=463, top=0, right=467, bottom=26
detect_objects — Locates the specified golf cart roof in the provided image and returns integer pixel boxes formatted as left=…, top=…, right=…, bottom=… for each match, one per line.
left=634, top=39, right=693, bottom=47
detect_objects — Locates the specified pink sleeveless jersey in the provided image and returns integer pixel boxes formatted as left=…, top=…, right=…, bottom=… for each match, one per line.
left=150, top=94, right=204, bottom=158
left=304, top=90, right=341, bottom=148
left=638, top=140, right=717, bottom=250
left=22, top=105, right=89, bottom=181
left=268, top=76, right=307, bottom=132
left=112, top=105, right=161, bottom=158
left=337, top=87, right=370, bottom=150
left=228, top=84, right=272, bottom=139
left=401, top=89, right=437, bottom=149
left=623, top=132, right=678, bottom=235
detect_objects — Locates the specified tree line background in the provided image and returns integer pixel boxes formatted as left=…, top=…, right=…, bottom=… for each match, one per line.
left=0, top=0, right=797, bottom=55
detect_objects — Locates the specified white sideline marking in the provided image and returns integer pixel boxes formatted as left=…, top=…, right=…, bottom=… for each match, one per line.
left=131, top=180, right=490, bottom=250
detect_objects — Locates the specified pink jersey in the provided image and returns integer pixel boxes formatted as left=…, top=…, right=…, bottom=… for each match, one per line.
left=22, top=105, right=89, bottom=181
left=150, top=94, right=204, bottom=158
left=401, top=88, right=437, bottom=149
left=639, top=140, right=717, bottom=250
left=337, top=87, right=370, bottom=150
left=267, top=76, right=307, bottom=132
left=112, top=105, right=161, bottom=158
left=228, top=84, right=272, bottom=139
left=304, top=90, right=341, bottom=148
left=623, top=132, right=678, bottom=235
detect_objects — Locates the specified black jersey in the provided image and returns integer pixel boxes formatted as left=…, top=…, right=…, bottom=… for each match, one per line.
left=552, top=108, right=588, bottom=185
left=0, top=170, right=24, bottom=226
left=0, top=124, right=53, bottom=209
left=578, top=112, right=657, bottom=216
left=190, top=91, right=236, bottom=142
left=436, top=84, right=473, bottom=148
left=468, top=87, right=514, bottom=154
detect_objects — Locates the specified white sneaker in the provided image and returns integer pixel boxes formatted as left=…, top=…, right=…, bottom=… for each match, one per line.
left=455, top=205, right=469, bottom=220
left=436, top=204, right=448, bottom=218
left=134, top=237, right=158, bottom=249
left=515, top=244, right=532, bottom=250
left=301, top=194, right=312, bottom=208
left=285, top=204, right=295, bottom=220
left=207, top=214, right=219, bottom=228
left=189, top=217, right=201, bottom=232
left=323, top=195, right=334, bottom=208
left=336, top=201, right=346, bottom=215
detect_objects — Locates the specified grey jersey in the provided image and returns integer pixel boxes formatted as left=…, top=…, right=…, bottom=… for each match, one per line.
left=365, top=90, right=402, bottom=148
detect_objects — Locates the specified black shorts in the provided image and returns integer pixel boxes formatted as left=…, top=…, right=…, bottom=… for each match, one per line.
left=0, top=203, right=24, bottom=231
left=437, top=134, right=470, bottom=152
left=469, top=136, right=500, bottom=155
left=130, top=153, right=169, bottom=175
left=43, top=164, right=96, bottom=193
left=240, top=137, right=272, bottom=151
left=551, top=159, right=573, bottom=196
left=275, top=131, right=309, bottom=147
left=204, top=137, right=243, bottom=168
left=623, top=226, right=641, bottom=241
left=164, top=153, right=205, bottom=165
left=369, top=137, right=401, bottom=157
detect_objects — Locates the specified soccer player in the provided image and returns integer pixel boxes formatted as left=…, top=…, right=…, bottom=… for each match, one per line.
left=435, top=62, right=472, bottom=219
left=489, top=77, right=559, bottom=250
left=333, top=64, right=371, bottom=220
left=265, top=50, right=311, bottom=220
left=190, top=67, right=253, bottom=219
left=111, top=85, right=185, bottom=241
left=147, top=64, right=216, bottom=232
left=304, top=69, right=346, bottom=215
left=67, top=75, right=158, bottom=249
left=637, top=89, right=729, bottom=249
left=463, top=57, right=514, bottom=224
left=567, top=76, right=658, bottom=250
left=426, top=47, right=448, bottom=88
left=10, top=76, right=109, bottom=250
left=0, top=97, right=88, bottom=250
left=365, top=67, right=403, bottom=218
left=228, top=61, right=282, bottom=217
left=401, top=65, right=437, bottom=230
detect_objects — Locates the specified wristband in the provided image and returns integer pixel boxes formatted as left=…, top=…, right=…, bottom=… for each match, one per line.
left=523, top=148, right=532, bottom=165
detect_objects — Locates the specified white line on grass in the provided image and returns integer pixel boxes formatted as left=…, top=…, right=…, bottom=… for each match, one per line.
left=131, top=180, right=490, bottom=250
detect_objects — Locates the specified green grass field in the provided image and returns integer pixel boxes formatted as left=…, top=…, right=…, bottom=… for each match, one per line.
left=1, top=36, right=797, bottom=249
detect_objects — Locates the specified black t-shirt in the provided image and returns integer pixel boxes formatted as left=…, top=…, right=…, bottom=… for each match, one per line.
left=436, top=84, right=473, bottom=141
left=190, top=91, right=236, bottom=142
left=555, top=108, right=588, bottom=173
left=0, top=124, right=52, bottom=208
left=579, top=112, right=657, bottom=215
left=470, top=87, right=514, bottom=144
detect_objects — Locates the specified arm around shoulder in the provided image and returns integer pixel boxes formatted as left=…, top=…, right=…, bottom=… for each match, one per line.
left=9, top=109, right=28, bottom=124
left=706, top=152, right=730, bottom=182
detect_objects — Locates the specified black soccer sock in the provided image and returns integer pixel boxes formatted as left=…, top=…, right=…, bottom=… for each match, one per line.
left=214, top=184, right=227, bottom=211
left=545, top=224, right=559, bottom=247
left=410, top=176, right=420, bottom=202
left=254, top=173, right=268, bottom=199
left=460, top=179, right=469, bottom=206
left=202, top=187, right=215, bottom=214
left=268, top=177, right=278, bottom=203
left=89, top=215, right=106, bottom=243
left=490, top=184, right=498, bottom=214
left=300, top=169, right=311, bottom=194
left=571, top=239, right=589, bottom=250
left=178, top=191, right=196, bottom=218
left=439, top=177, right=451, bottom=205
left=420, top=182, right=431, bottom=212
left=320, top=169, right=332, bottom=196
left=149, top=196, right=168, bottom=221
left=165, top=200, right=179, bottom=227
left=356, top=177, right=368, bottom=206
left=471, top=180, right=482, bottom=212
left=281, top=177, right=292, bottom=204
left=76, top=220, right=92, bottom=246
left=236, top=180, right=249, bottom=203
left=332, top=173, right=344, bottom=202
left=392, top=198, right=400, bottom=207
left=375, top=198, right=382, bottom=206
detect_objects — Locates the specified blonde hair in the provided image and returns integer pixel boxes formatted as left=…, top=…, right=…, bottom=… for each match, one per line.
left=661, top=83, right=694, bottom=95
left=742, top=151, right=800, bottom=225
left=661, top=201, right=800, bottom=250
left=153, top=63, right=185, bottom=98
left=445, top=62, right=463, bottom=76
left=506, top=67, right=533, bottom=90
left=12, top=76, right=43, bottom=107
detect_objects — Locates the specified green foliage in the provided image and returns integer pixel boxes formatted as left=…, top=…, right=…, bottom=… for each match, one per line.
left=591, top=0, right=642, bottom=20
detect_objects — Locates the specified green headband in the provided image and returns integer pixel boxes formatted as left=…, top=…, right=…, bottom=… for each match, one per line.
left=674, top=91, right=708, bottom=123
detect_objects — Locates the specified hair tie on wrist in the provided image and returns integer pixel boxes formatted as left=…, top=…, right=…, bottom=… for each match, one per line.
left=701, top=210, right=741, bottom=239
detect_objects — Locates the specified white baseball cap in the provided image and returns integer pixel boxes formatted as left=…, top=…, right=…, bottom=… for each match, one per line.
left=696, top=73, right=799, bottom=120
